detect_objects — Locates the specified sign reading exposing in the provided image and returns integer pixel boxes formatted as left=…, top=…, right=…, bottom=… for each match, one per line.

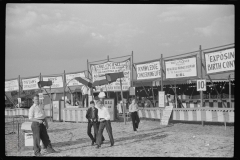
left=5, top=79, right=19, bottom=92
left=165, top=56, right=197, bottom=79
left=66, top=72, right=86, bottom=86
left=104, top=99, right=115, bottom=121
left=197, top=79, right=206, bottom=91
left=158, top=91, right=165, bottom=108
left=90, top=59, right=131, bottom=92
left=135, top=61, right=161, bottom=80
left=160, top=105, right=173, bottom=125
left=42, top=76, right=63, bottom=88
left=204, top=47, right=235, bottom=75
left=22, top=77, right=39, bottom=90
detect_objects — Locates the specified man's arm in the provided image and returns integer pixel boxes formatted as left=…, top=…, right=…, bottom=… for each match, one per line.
left=86, top=108, right=90, bottom=120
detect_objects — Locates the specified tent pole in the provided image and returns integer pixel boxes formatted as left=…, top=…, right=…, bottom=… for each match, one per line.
left=63, top=70, right=66, bottom=109
left=229, top=74, right=231, bottom=108
left=120, top=78, right=126, bottom=125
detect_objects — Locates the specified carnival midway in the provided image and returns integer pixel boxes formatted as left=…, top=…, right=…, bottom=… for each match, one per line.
left=5, top=43, right=234, bottom=157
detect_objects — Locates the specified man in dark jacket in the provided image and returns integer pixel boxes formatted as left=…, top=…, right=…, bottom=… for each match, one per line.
left=86, top=101, right=105, bottom=146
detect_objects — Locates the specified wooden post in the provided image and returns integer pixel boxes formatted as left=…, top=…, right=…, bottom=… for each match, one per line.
left=160, top=54, right=163, bottom=91
left=132, top=51, right=134, bottom=98
left=199, top=45, right=204, bottom=126
left=175, top=81, right=177, bottom=108
left=63, top=70, right=66, bottom=109
left=50, top=85, right=53, bottom=121
left=120, top=78, right=126, bottom=125
left=229, top=74, right=231, bottom=108
left=18, top=75, right=21, bottom=108
left=152, top=86, right=155, bottom=107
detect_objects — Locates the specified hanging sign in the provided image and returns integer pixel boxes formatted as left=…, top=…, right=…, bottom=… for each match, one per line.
left=135, top=61, right=161, bottom=80
left=160, top=105, right=173, bottom=125
left=42, top=76, right=63, bottom=88
left=90, top=59, right=131, bottom=92
left=197, top=79, right=206, bottom=91
left=104, top=99, right=115, bottom=121
left=204, top=47, right=235, bottom=75
left=5, top=79, right=19, bottom=92
left=18, top=98, right=21, bottom=104
left=22, top=77, right=39, bottom=90
left=158, top=91, right=165, bottom=107
left=66, top=72, right=86, bottom=86
left=129, top=87, right=135, bottom=95
left=165, top=56, right=197, bottom=79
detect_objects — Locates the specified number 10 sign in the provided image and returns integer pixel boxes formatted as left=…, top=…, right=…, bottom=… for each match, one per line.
left=197, top=79, right=206, bottom=91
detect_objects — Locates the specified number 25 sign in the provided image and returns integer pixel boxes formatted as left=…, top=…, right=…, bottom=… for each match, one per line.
left=197, top=79, right=206, bottom=91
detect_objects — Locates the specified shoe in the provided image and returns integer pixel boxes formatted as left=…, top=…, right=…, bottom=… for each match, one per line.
left=91, top=141, right=95, bottom=146
left=110, top=143, right=114, bottom=147
left=96, top=145, right=100, bottom=149
left=46, top=147, right=57, bottom=153
left=35, top=152, right=42, bottom=156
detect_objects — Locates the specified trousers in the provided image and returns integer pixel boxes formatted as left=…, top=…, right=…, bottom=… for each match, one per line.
left=31, top=121, right=51, bottom=155
left=82, top=94, right=88, bottom=107
left=96, top=120, right=114, bottom=146
left=130, top=111, right=140, bottom=131
left=87, top=121, right=105, bottom=142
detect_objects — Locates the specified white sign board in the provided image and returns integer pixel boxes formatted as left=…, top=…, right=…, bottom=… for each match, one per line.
left=90, top=59, right=131, bottom=92
left=104, top=99, right=115, bottom=121
left=197, top=79, right=206, bottom=91
left=165, top=57, right=197, bottom=79
left=204, top=48, right=235, bottom=74
left=18, top=98, right=21, bottom=104
left=22, top=77, right=39, bottom=90
left=53, top=101, right=59, bottom=121
left=66, top=72, right=86, bottom=86
left=43, top=76, right=63, bottom=88
left=129, top=87, right=135, bottom=95
left=38, top=93, right=44, bottom=100
left=160, top=105, right=173, bottom=125
left=5, top=79, right=19, bottom=92
left=158, top=91, right=165, bottom=107
left=25, top=133, right=43, bottom=146
left=135, top=61, right=161, bottom=80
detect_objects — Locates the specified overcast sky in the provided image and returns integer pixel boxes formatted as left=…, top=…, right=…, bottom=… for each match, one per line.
left=6, top=4, right=234, bottom=80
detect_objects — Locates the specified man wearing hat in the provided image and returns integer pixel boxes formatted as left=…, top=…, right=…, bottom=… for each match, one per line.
left=95, top=100, right=114, bottom=148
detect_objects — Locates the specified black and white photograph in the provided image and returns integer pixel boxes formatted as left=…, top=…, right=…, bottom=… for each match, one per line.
left=5, top=4, right=234, bottom=157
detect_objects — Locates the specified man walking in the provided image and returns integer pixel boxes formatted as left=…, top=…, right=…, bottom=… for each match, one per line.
left=95, top=100, right=114, bottom=148
left=86, top=101, right=105, bottom=146
left=29, top=95, right=57, bottom=156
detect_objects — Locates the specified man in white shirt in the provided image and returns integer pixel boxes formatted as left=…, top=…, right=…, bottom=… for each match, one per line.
left=29, top=95, right=56, bottom=156
left=81, top=85, right=89, bottom=107
left=95, top=100, right=114, bottom=148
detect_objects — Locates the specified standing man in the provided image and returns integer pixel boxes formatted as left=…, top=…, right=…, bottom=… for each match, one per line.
left=129, top=99, right=140, bottom=133
left=29, top=95, right=57, bottom=156
left=86, top=101, right=105, bottom=146
left=81, top=85, right=89, bottom=107
left=95, top=100, right=114, bottom=149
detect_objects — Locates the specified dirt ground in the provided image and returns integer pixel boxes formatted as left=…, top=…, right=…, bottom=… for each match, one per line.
left=5, top=119, right=234, bottom=157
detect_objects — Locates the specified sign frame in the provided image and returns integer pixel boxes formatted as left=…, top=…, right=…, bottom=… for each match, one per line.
left=203, top=47, right=235, bottom=75
left=158, top=91, right=165, bottom=108
left=197, top=79, right=206, bottom=91
left=103, top=98, right=115, bottom=121
left=164, top=55, right=198, bottom=80
left=135, top=60, right=161, bottom=80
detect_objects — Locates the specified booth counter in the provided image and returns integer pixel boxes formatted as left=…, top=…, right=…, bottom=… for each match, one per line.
left=138, top=107, right=234, bottom=123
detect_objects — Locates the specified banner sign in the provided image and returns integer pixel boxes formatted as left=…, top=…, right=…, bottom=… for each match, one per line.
left=204, top=47, right=235, bottom=75
left=90, top=59, right=131, bottom=92
left=165, top=56, right=197, bottom=79
left=158, top=91, right=165, bottom=107
left=66, top=72, right=86, bottom=86
left=5, top=79, right=19, bottom=92
left=160, top=105, right=173, bottom=125
left=135, top=61, right=161, bottom=80
left=104, top=99, right=115, bottom=121
left=42, top=76, right=63, bottom=88
left=22, top=77, right=40, bottom=90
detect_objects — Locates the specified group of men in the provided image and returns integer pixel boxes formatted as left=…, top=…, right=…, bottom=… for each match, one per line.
left=29, top=91, right=114, bottom=156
